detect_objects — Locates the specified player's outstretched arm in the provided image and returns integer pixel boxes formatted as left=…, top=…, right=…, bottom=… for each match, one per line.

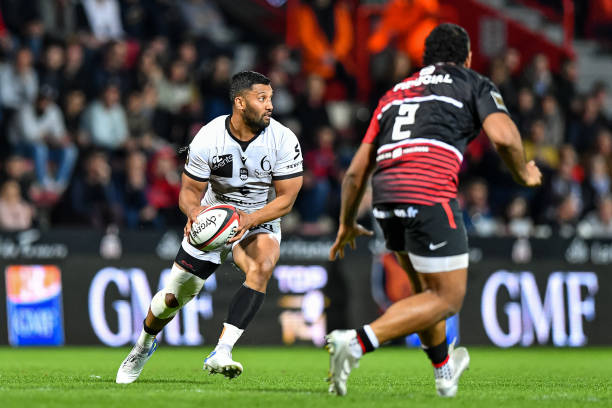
left=228, top=176, right=303, bottom=243
left=179, top=173, right=208, bottom=236
left=329, top=143, right=376, bottom=261
left=483, top=112, right=542, bottom=187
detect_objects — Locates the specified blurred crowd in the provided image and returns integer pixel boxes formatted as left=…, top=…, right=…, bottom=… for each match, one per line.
left=0, top=0, right=611, bottom=239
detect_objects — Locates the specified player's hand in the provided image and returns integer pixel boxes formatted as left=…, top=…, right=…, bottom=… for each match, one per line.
left=184, top=205, right=208, bottom=237
left=329, top=223, right=374, bottom=261
left=228, top=209, right=256, bottom=243
left=519, top=160, right=542, bottom=187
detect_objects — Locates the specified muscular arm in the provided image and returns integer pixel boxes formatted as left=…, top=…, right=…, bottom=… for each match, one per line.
left=339, top=143, right=377, bottom=226
left=329, top=143, right=376, bottom=260
left=179, top=173, right=208, bottom=236
left=483, top=112, right=541, bottom=187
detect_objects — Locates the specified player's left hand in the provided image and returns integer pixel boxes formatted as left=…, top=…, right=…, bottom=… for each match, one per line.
left=329, top=223, right=374, bottom=261
left=228, top=210, right=257, bottom=243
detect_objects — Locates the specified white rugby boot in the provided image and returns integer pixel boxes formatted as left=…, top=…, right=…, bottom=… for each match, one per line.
left=325, top=329, right=362, bottom=396
left=434, top=342, right=470, bottom=397
left=116, top=338, right=158, bottom=384
left=203, top=345, right=243, bottom=379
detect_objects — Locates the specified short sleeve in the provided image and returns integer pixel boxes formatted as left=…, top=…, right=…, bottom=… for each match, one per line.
left=475, top=77, right=509, bottom=123
left=183, top=143, right=210, bottom=182
left=272, top=129, right=303, bottom=180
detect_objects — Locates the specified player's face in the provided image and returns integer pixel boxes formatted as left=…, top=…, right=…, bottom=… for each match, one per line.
left=242, top=84, right=274, bottom=131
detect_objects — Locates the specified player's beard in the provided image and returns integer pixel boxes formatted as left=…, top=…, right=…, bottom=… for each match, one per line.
left=243, top=103, right=271, bottom=133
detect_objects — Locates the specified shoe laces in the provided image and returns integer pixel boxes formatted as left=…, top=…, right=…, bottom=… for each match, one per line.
left=122, top=346, right=147, bottom=368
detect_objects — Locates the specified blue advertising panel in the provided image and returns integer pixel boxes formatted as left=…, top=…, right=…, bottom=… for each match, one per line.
left=5, top=265, right=64, bottom=346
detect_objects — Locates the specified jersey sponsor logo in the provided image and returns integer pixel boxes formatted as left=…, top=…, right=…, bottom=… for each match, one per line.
left=215, top=193, right=268, bottom=207
left=211, top=154, right=233, bottom=177
left=249, top=223, right=274, bottom=233
left=376, top=146, right=429, bottom=162
left=428, top=241, right=448, bottom=251
left=490, top=90, right=508, bottom=112
left=393, top=73, right=453, bottom=92
left=240, top=168, right=248, bottom=181
left=373, top=207, right=419, bottom=218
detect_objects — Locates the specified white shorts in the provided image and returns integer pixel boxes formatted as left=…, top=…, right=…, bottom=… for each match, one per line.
left=181, top=222, right=282, bottom=264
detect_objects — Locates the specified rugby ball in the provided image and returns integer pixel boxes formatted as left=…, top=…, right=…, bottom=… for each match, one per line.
left=188, top=205, right=240, bottom=251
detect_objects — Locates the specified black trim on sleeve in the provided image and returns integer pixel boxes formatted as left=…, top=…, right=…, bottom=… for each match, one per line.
left=183, top=169, right=208, bottom=182
left=272, top=171, right=303, bottom=181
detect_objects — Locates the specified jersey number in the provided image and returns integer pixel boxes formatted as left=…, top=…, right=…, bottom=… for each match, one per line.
left=391, top=103, right=420, bottom=141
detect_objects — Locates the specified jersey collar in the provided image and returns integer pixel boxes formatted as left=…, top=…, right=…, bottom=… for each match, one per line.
left=225, top=115, right=264, bottom=152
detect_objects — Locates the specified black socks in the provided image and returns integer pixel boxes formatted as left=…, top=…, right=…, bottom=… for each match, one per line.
left=226, top=284, right=266, bottom=330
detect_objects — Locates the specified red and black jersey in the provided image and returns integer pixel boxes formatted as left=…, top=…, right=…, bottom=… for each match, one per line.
left=364, top=63, right=508, bottom=206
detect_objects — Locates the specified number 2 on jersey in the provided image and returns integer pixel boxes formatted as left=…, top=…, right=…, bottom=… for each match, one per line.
left=391, top=103, right=420, bottom=141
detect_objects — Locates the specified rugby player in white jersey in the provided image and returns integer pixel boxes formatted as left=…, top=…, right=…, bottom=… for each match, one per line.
left=116, top=71, right=303, bottom=384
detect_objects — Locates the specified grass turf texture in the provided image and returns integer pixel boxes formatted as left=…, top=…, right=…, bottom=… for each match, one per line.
left=0, top=347, right=610, bottom=407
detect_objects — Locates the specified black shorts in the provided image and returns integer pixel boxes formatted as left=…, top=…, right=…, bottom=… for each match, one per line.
left=174, top=246, right=219, bottom=280
left=374, top=200, right=469, bottom=272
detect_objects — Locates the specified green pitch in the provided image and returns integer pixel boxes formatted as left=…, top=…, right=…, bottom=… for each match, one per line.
left=0, top=346, right=610, bottom=407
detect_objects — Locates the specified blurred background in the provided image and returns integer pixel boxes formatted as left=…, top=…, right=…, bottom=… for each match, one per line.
left=0, top=0, right=610, bottom=349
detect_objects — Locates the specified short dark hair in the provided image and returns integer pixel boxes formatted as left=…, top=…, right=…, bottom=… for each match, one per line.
left=229, top=71, right=271, bottom=101
left=423, top=23, right=470, bottom=66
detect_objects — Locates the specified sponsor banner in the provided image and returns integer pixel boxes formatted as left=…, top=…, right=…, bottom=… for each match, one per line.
left=5, top=265, right=64, bottom=346
left=0, top=231, right=611, bottom=346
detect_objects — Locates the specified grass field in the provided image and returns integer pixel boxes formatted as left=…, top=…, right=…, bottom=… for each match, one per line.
left=0, top=346, right=610, bottom=407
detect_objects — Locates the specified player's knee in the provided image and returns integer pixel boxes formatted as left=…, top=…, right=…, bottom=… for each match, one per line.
left=150, top=290, right=181, bottom=319
left=165, top=293, right=179, bottom=308
left=438, top=286, right=465, bottom=316
left=246, top=259, right=275, bottom=284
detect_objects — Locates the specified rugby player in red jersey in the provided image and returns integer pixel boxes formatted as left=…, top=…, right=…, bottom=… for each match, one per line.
left=326, top=23, right=542, bottom=397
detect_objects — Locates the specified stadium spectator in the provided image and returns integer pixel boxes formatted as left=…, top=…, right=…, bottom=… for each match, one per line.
left=0, top=47, right=38, bottom=112
left=81, top=82, right=129, bottom=151
left=63, top=89, right=87, bottom=147
left=513, top=87, right=537, bottom=136
left=69, top=150, right=121, bottom=227
left=367, top=0, right=440, bottom=66
left=37, top=42, right=65, bottom=99
left=75, top=0, right=124, bottom=45
left=176, top=0, right=236, bottom=54
left=462, top=179, right=498, bottom=236
left=199, top=54, right=232, bottom=123
left=578, top=194, right=612, bottom=238
left=61, top=41, right=89, bottom=99
left=92, top=41, right=130, bottom=97
left=504, top=196, right=533, bottom=237
left=38, top=0, right=78, bottom=40
left=298, top=126, right=338, bottom=235
left=489, top=56, right=518, bottom=113
left=540, top=94, right=565, bottom=147
left=523, top=119, right=559, bottom=170
left=524, top=53, right=554, bottom=98
left=536, top=145, right=583, bottom=224
left=295, top=74, right=331, bottom=148
left=0, top=179, right=35, bottom=231
left=1, top=153, right=35, bottom=200
left=294, top=0, right=355, bottom=96
left=8, top=86, right=77, bottom=193
left=566, top=95, right=609, bottom=154
left=146, top=147, right=181, bottom=226
left=581, top=155, right=611, bottom=215
left=555, top=58, right=578, bottom=116
left=116, top=150, right=161, bottom=229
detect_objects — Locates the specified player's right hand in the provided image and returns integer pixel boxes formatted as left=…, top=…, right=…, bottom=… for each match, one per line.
left=329, top=223, right=374, bottom=261
left=519, top=160, right=542, bottom=187
left=184, top=205, right=209, bottom=237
